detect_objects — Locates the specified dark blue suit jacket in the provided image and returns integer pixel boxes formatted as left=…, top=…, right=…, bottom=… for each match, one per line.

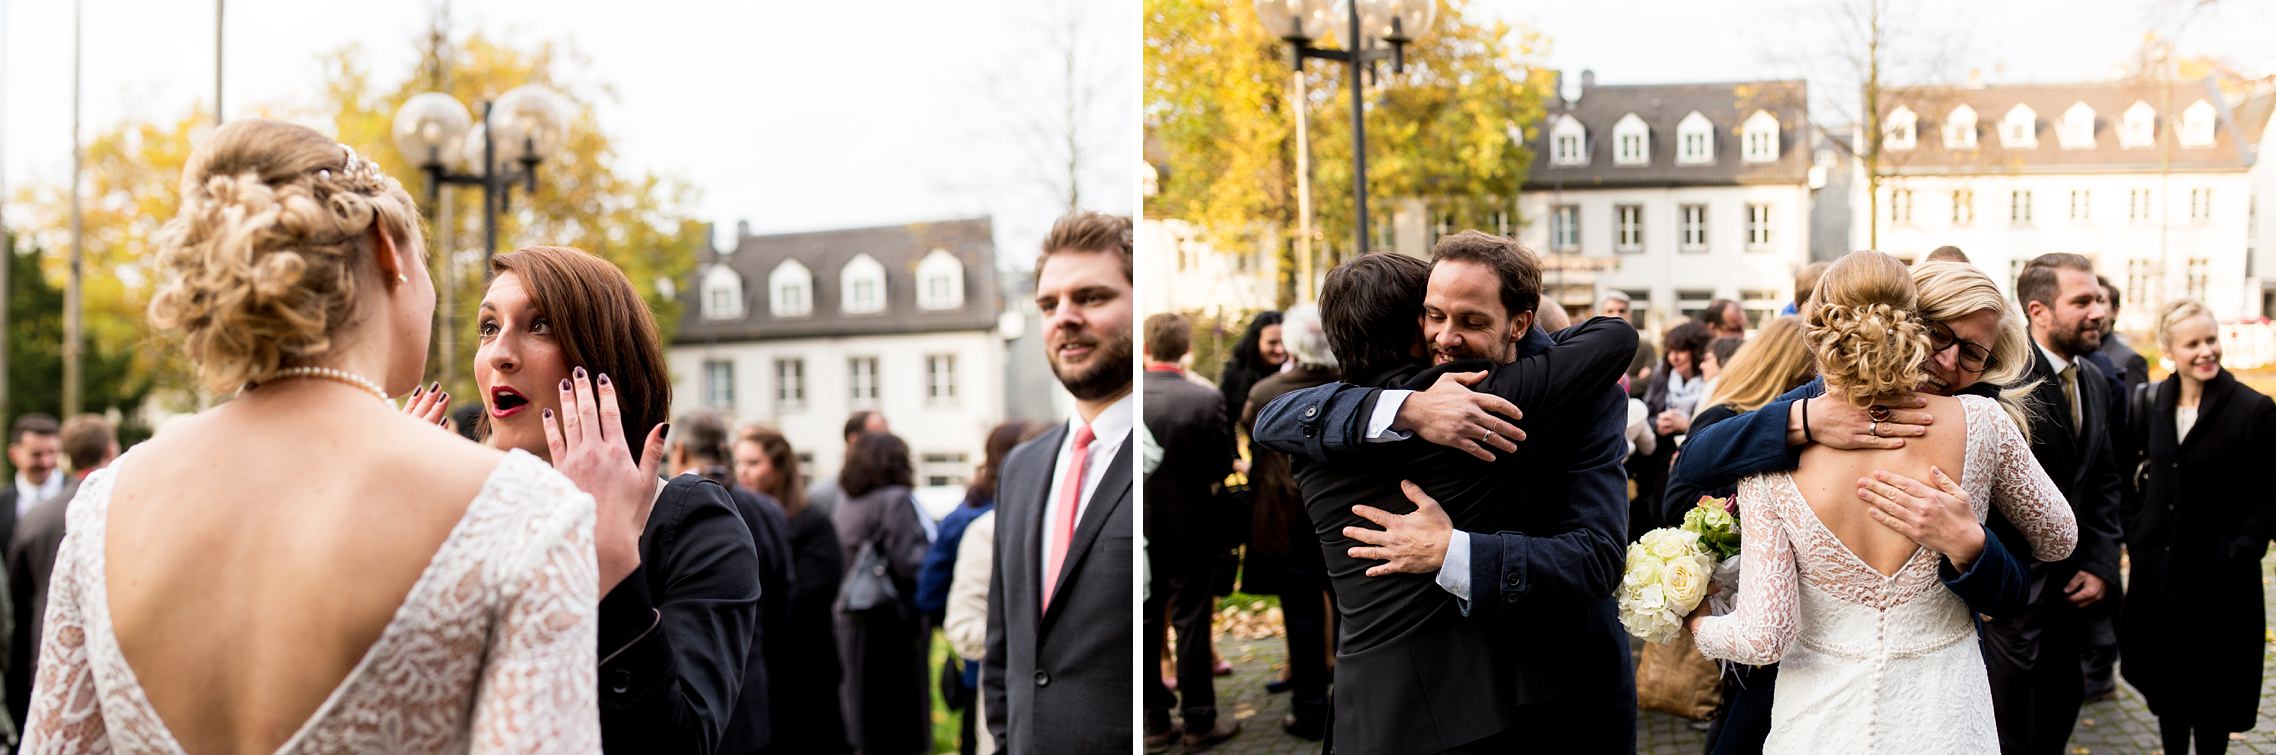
left=1667, top=378, right=2030, bottom=618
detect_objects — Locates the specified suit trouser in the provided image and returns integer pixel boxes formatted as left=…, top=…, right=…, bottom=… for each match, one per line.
left=1145, top=554, right=1220, bottom=731
left=1984, top=605, right=2089, bottom=755
left=1279, top=580, right=1333, bottom=721
left=1439, top=694, right=1638, bottom=755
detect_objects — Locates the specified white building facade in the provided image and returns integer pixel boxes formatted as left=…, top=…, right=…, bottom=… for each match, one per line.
left=670, top=218, right=1009, bottom=490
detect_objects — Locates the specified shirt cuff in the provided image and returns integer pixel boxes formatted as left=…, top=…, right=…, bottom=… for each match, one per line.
left=1366, top=390, right=1415, bottom=442
left=1436, top=528, right=1473, bottom=603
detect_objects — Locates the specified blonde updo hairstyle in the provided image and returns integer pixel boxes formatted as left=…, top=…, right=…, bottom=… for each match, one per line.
left=148, top=120, right=422, bottom=393
left=1804, top=250, right=1935, bottom=408
left=2156, top=298, right=2215, bottom=351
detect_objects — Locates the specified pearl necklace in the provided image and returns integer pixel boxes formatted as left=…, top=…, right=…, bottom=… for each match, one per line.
left=248, top=366, right=392, bottom=403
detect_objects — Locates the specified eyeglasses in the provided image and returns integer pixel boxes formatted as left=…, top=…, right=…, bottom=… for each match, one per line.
left=1927, top=320, right=1996, bottom=372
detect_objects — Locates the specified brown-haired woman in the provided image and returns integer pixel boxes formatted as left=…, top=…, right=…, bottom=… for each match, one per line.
left=734, top=425, right=850, bottom=753
left=471, top=244, right=761, bottom=753
left=2119, top=299, right=2276, bottom=755
left=833, top=432, right=934, bottom=755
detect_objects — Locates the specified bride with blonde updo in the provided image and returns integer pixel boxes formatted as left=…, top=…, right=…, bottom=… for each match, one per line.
left=1687, top=250, right=2077, bottom=753
left=19, top=120, right=627, bottom=752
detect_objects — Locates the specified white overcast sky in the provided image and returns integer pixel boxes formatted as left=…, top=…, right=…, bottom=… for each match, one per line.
left=0, top=0, right=1140, bottom=268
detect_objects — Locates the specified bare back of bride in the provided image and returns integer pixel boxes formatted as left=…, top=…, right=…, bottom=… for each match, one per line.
left=1692, top=250, right=2078, bottom=754
left=21, top=120, right=601, bottom=754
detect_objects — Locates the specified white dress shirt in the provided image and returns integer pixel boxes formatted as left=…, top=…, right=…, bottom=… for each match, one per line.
left=1039, top=391, right=1134, bottom=596
left=16, top=472, right=62, bottom=517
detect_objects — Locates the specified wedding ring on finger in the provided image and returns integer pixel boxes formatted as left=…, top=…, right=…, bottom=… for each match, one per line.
left=1869, top=420, right=1882, bottom=437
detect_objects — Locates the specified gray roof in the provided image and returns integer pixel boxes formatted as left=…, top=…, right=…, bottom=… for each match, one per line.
left=674, top=217, right=1002, bottom=344
left=1875, top=79, right=2265, bottom=175
left=1526, top=79, right=1812, bottom=189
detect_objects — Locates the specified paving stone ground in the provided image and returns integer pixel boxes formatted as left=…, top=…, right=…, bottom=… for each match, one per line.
left=1174, top=555, right=2276, bottom=754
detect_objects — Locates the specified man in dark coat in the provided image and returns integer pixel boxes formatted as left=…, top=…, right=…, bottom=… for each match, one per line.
left=1237, top=305, right=1339, bottom=740
left=1140, top=311, right=1238, bottom=750
left=7, top=414, right=115, bottom=731
left=668, top=411, right=795, bottom=755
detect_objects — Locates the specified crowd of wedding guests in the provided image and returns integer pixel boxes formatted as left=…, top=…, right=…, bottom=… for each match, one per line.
left=1155, top=232, right=2273, bottom=755
left=0, top=119, right=1135, bottom=754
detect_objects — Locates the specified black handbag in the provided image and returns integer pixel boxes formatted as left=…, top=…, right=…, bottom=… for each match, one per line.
left=839, top=525, right=905, bottom=617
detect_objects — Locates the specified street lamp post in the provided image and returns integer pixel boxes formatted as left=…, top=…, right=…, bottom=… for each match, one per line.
left=1256, top=0, right=1433, bottom=259
left=391, top=85, right=570, bottom=273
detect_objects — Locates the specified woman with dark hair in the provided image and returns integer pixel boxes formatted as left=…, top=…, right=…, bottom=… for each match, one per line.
left=736, top=425, right=850, bottom=754
left=833, top=432, right=933, bottom=755
left=1631, top=321, right=1714, bottom=534
left=472, top=245, right=761, bottom=753
left=917, top=419, right=1036, bottom=754
left=1217, top=311, right=1288, bottom=422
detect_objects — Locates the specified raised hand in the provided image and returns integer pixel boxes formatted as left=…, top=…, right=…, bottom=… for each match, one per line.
left=1801, top=394, right=1931, bottom=450
left=1857, top=467, right=1986, bottom=570
left=1398, top=371, right=1524, bottom=462
left=400, top=381, right=451, bottom=427
left=541, top=366, right=670, bottom=595
left=1345, top=481, right=1454, bottom=577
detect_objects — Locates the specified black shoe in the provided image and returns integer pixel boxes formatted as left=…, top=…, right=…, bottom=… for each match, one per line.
left=1283, top=713, right=1327, bottom=740
left=1264, top=677, right=1293, bottom=694
left=1181, top=719, right=1241, bottom=752
left=1144, top=725, right=1183, bottom=754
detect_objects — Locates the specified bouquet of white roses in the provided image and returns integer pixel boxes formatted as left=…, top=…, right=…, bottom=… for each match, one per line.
left=1618, top=496, right=1740, bottom=643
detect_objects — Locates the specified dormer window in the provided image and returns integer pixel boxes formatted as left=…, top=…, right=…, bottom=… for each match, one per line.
left=2002, top=105, right=2037, bottom=149
left=841, top=253, right=887, bottom=315
left=916, top=248, right=964, bottom=310
left=1943, top=105, right=1977, bottom=149
left=768, top=259, right=813, bottom=318
left=2058, top=102, right=2096, bottom=149
left=2181, top=100, right=2215, bottom=147
left=1884, top=106, right=1917, bottom=151
left=700, top=265, right=743, bottom=320
left=1742, top=110, right=1780, bottom=163
left=1550, top=115, right=1588, bottom=166
left=1677, top=111, right=1714, bottom=164
left=2121, top=101, right=2155, bottom=149
left=1613, top=113, right=1650, bottom=166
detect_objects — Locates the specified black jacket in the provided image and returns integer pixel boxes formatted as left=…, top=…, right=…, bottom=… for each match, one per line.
left=719, top=486, right=795, bottom=755
left=1981, top=347, right=2126, bottom=667
left=598, top=474, right=760, bottom=754
left=770, top=502, right=850, bottom=754
left=1142, top=369, right=1234, bottom=567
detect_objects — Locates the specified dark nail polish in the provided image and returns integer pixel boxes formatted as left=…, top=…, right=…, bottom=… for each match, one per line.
left=575, top=366, right=587, bottom=379
left=598, top=373, right=611, bottom=386
left=561, top=378, right=572, bottom=391
left=430, top=381, right=441, bottom=393
left=659, top=423, right=671, bottom=440
left=543, top=408, right=554, bottom=419
left=411, top=384, right=424, bottom=397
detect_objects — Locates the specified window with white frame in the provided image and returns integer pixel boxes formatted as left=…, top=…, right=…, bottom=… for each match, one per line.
left=841, top=254, right=887, bottom=314
left=1679, top=205, right=1707, bottom=252
left=2010, top=190, right=2033, bottom=224
left=920, top=452, right=971, bottom=488
left=2191, top=187, right=2212, bottom=221
left=1943, top=105, right=1978, bottom=149
left=1552, top=205, right=1580, bottom=251
left=1615, top=205, right=1643, bottom=251
left=1551, top=115, right=1588, bottom=166
left=1677, top=112, right=1714, bottom=164
left=1676, top=289, right=1715, bottom=321
left=1742, top=110, right=1780, bottom=163
left=2130, top=188, right=2152, bottom=223
left=1614, top=113, right=1650, bottom=165
left=768, top=260, right=813, bottom=317
left=915, top=248, right=964, bottom=310
left=848, top=357, right=879, bottom=405
left=1952, top=189, right=1974, bottom=225
left=2181, top=100, right=2215, bottom=147
left=1747, top=204, right=1772, bottom=249
left=700, top=266, right=744, bottom=320
left=1884, top=106, right=1918, bottom=151
left=1891, top=189, right=1913, bottom=225
left=703, top=359, right=734, bottom=409
left=926, top=354, right=957, bottom=401
left=2126, top=259, right=2153, bottom=311
left=2070, top=189, right=2091, bottom=222
left=773, top=358, right=805, bottom=410
left=2187, top=258, right=2209, bottom=299
left=2121, top=101, right=2156, bottom=148
left=2058, top=102, right=2096, bottom=149
left=1618, top=289, right=1651, bottom=328
left=2002, top=105, right=2038, bottom=149
left=1741, top=289, right=1781, bottom=327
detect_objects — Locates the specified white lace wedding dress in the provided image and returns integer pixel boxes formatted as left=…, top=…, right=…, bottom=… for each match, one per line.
left=1694, top=394, right=2077, bottom=753
left=20, top=449, right=602, bottom=754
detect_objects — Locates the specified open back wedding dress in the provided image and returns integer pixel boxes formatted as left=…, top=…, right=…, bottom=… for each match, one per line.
left=1694, top=394, right=2076, bottom=753
left=19, top=448, right=602, bottom=754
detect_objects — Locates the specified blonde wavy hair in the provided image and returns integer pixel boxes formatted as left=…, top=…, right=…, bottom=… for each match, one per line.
left=1805, top=251, right=1935, bottom=408
left=1912, top=259, right=2037, bottom=436
left=2155, top=297, right=2215, bottom=350
left=1698, top=316, right=1815, bottom=416
left=147, top=120, right=422, bottom=393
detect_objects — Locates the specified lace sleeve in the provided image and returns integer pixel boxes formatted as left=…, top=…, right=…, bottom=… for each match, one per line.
left=19, top=525, right=105, bottom=754
left=1983, top=400, right=2077, bottom=562
left=1693, top=478, right=1800, bottom=666
left=469, top=471, right=602, bottom=754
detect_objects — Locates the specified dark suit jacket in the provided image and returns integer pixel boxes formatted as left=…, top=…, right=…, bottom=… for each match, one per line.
left=1666, top=379, right=2031, bottom=618
left=984, top=424, right=1134, bottom=754
left=1142, top=369, right=1234, bottom=566
left=773, top=502, right=850, bottom=754
left=3, top=477, right=68, bottom=731
left=719, top=486, right=795, bottom=755
left=598, top=474, right=761, bottom=755
left=1983, top=348, right=2126, bottom=662
left=1256, top=319, right=1637, bottom=752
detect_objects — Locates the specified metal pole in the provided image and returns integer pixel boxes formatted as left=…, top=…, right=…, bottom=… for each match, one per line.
left=64, top=0, right=82, bottom=417
left=1346, top=0, right=1368, bottom=255
left=1, top=0, right=13, bottom=418
left=481, top=101, right=498, bottom=274
left=1293, top=69, right=1314, bottom=301
left=214, top=0, right=222, bottom=124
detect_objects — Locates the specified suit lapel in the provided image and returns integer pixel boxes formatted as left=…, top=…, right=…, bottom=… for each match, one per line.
left=1043, top=434, right=1133, bottom=624
left=1017, top=424, right=1068, bottom=613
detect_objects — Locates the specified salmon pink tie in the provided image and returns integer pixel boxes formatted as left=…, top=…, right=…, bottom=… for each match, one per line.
left=1043, top=422, right=1096, bottom=612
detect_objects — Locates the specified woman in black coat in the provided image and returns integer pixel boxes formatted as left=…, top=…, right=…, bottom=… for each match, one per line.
left=832, top=432, right=935, bottom=755
left=2120, top=300, right=2276, bottom=755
